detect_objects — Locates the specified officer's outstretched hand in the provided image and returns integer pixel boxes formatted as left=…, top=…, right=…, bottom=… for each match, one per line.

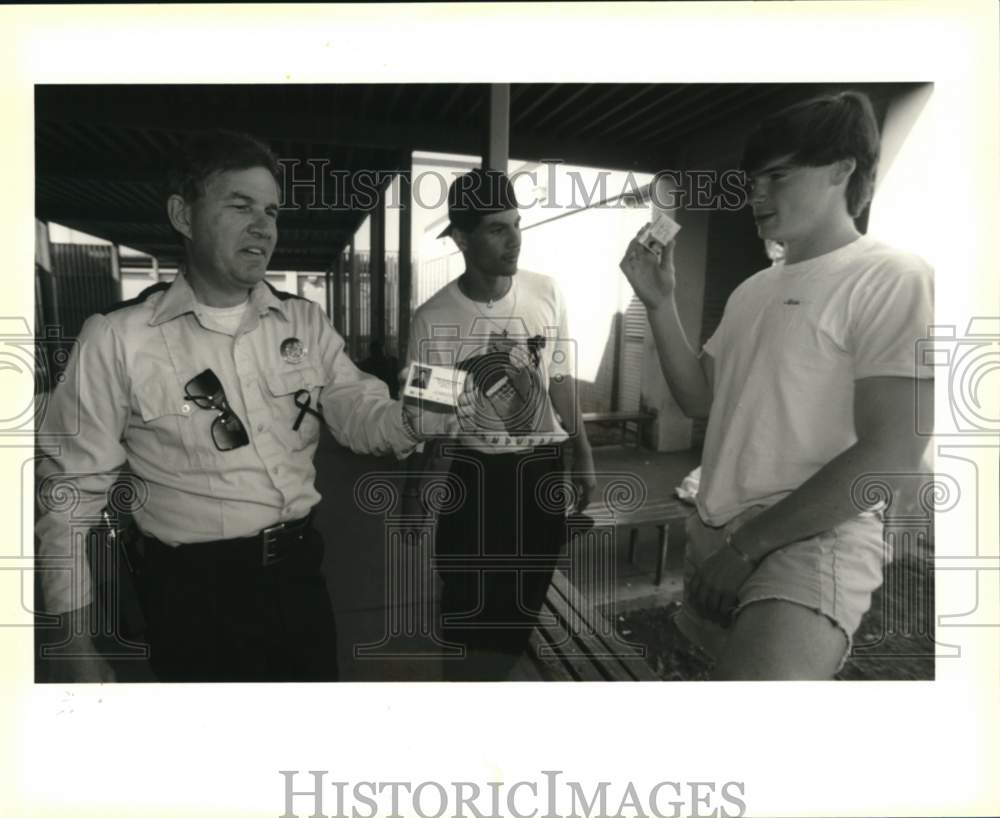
left=401, top=380, right=477, bottom=441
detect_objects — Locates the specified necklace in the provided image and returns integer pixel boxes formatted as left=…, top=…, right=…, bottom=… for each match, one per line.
left=459, top=274, right=512, bottom=308
left=462, top=276, right=518, bottom=341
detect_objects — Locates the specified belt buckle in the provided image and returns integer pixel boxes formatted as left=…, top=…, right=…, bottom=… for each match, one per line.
left=261, top=523, right=287, bottom=567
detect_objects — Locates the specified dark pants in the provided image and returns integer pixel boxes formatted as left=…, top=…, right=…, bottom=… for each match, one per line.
left=435, top=447, right=566, bottom=681
left=136, top=527, right=339, bottom=682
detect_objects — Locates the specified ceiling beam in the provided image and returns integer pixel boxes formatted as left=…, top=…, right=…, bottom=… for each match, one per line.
left=37, top=90, right=482, bottom=155
left=39, top=206, right=358, bottom=230
left=38, top=106, right=669, bottom=180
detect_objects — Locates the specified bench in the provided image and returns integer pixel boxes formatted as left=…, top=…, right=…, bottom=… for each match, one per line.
left=521, top=569, right=659, bottom=681
left=582, top=410, right=656, bottom=448
left=582, top=497, right=691, bottom=587
left=515, top=499, right=692, bottom=680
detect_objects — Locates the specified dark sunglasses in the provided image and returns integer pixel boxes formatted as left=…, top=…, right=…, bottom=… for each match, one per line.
left=183, top=369, right=250, bottom=451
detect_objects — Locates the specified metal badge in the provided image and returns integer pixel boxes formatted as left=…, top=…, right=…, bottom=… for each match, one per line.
left=280, top=337, right=307, bottom=364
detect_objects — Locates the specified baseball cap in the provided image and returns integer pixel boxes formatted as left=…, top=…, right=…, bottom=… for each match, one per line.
left=436, top=168, right=520, bottom=239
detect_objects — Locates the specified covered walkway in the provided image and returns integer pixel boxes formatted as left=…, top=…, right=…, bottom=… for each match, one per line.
left=34, top=81, right=933, bottom=682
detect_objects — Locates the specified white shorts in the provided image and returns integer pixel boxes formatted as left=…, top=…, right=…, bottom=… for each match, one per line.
left=675, top=511, right=889, bottom=671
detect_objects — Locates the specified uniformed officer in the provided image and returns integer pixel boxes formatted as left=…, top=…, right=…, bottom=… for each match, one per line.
left=35, top=130, right=458, bottom=682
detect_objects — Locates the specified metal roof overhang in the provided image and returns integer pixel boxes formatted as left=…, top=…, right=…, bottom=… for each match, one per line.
left=35, top=83, right=916, bottom=272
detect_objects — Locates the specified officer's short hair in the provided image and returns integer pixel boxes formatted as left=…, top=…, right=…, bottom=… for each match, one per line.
left=740, top=91, right=881, bottom=218
left=166, top=129, right=281, bottom=204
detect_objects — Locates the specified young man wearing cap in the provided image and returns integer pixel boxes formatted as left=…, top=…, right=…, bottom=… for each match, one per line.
left=405, top=168, right=597, bottom=681
left=619, top=92, right=933, bottom=680
left=35, top=129, right=461, bottom=683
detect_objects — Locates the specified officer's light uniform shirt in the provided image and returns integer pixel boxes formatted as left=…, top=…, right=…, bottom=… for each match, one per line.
left=36, top=273, right=417, bottom=614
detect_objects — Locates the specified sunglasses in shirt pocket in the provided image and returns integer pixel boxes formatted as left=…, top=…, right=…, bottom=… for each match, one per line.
left=262, top=364, right=325, bottom=452
left=132, top=378, right=195, bottom=468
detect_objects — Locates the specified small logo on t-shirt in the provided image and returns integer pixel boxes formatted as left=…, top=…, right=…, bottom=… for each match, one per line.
left=783, top=298, right=802, bottom=306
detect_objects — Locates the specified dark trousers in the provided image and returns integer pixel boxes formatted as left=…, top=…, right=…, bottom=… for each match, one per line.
left=435, top=447, right=566, bottom=680
left=136, top=527, right=339, bottom=682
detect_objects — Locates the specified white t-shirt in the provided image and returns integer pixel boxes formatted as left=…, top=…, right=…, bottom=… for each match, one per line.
left=196, top=298, right=250, bottom=335
left=408, top=270, right=574, bottom=453
left=697, top=234, right=934, bottom=526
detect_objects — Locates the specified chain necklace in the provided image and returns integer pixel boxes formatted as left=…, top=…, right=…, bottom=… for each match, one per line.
left=460, top=275, right=518, bottom=341
left=484, top=279, right=511, bottom=308
left=459, top=273, right=512, bottom=306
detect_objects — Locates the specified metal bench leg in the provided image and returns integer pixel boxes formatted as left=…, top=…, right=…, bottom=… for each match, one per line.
left=655, top=523, right=668, bottom=586
left=628, top=528, right=638, bottom=564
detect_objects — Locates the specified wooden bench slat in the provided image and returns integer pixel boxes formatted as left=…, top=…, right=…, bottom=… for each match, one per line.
left=581, top=411, right=655, bottom=449
left=584, top=498, right=688, bottom=526
left=542, top=581, right=632, bottom=681
left=530, top=570, right=661, bottom=682
left=582, top=411, right=655, bottom=422
left=533, top=603, right=607, bottom=682
left=574, top=498, right=692, bottom=587
left=548, top=570, right=659, bottom=682
left=526, top=631, right=574, bottom=681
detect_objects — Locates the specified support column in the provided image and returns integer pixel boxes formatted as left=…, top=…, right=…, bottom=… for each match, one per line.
left=484, top=84, right=511, bottom=172
left=370, top=189, right=386, bottom=352
left=397, top=155, right=413, bottom=363
left=110, top=244, right=122, bottom=301
left=324, top=264, right=333, bottom=320
left=348, top=236, right=360, bottom=358
left=332, top=250, right=345, bottom=334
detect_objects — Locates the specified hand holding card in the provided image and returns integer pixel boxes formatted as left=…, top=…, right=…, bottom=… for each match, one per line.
left=620, top=228, right=678, bottom=309
left=637, top=210, right=681, bottom=260
left=402, top=361, right=471, bottom=438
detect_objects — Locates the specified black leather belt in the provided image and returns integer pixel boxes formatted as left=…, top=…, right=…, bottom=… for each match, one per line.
left=255, top=512, right=315, bottom=567
left=142, top=511, right=316, bottom=570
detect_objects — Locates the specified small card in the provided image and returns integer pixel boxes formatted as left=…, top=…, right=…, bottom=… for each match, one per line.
left=638, top=210, right=681, bottom=258
left=402, top=362, right=469, bottom=411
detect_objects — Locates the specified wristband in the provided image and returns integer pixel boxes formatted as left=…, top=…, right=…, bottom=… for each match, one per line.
left=725, top=529, right=758, bottom=566
left=400, top=404, right=421, bottom=442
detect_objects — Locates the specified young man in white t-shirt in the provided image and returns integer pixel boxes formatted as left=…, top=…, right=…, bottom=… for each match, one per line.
left=619, top=91, right=933, bottom=680
left=406, top=168, right=597, bottom=680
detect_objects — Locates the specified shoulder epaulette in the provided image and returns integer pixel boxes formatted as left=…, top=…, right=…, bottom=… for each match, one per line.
left=265, top=280, right=310, bottom=303
left=100, top=281, right=171, bottom=315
